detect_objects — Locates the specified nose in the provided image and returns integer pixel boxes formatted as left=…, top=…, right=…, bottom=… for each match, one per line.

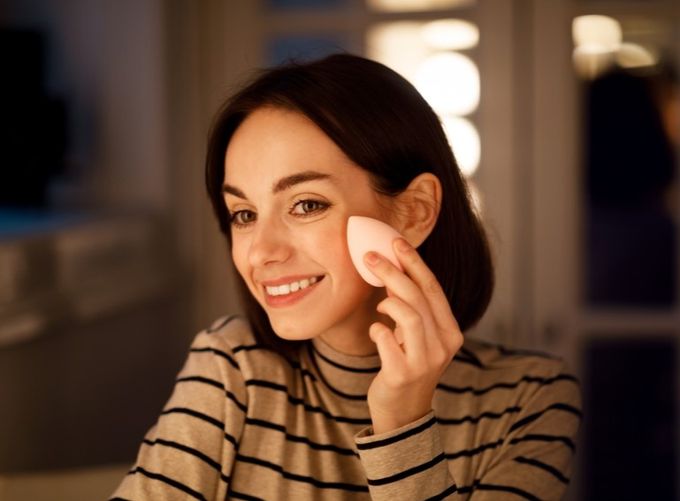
left=247, top=215, right=292, bottom=268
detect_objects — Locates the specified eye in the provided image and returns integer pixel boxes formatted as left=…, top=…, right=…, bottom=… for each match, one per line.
left=229, top=209, right=257, bottom=228
left=290, top=199, right=330, bottom=216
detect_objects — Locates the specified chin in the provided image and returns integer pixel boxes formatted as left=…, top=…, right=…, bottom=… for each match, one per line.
left=268, top=315, right=323, bottom=341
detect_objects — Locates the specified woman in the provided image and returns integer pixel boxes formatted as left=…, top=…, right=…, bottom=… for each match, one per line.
left=112, top=54, right=581, bottom=500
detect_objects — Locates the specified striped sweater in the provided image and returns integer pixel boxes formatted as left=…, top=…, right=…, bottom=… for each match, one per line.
left=111, top=315, right=582, bottom=500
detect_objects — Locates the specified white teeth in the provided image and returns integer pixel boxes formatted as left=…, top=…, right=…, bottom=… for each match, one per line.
left=265, top=277, right=321, bottom=296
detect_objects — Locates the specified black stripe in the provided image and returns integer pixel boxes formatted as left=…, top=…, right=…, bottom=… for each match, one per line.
left=160, top=407, right=239, bottom=447
left=458, top=346, right=484, bottom=367
left=453, top=355, right=484, bottom=368
left=475, top=482, right=541, bottom=500
left=177, top=375, right=225, bottom=390
left=142, top=438, right=228, bottom=482
left=268, top=353, right=318, bottom=382
left=232, top=345, right=320, bottom=383
left=195, top=341, right=370, bottom=405
left=307, top=344, right=369, bottom=401
left=367, top=453, right=446, bottom=486
left=510, top=434, right=575, bottom=451
left=232, top=343, right=328, bottom=391
left=245, top=379, right=371, bottom=425
left=497, top=344, right=557, bottom=360
left=245, top=379, right=288, bottom=392
left=424, top=483, right=458, bottom=500
left=310, top=371, right=367, bottom=401
left=514, top=456, right=570, bottom=484
left=232, top=343, right=268, bottom=354
left=311, top=343, right=380, bottom=373
left=445, top=439, right=504, bottom=460
left=236, top=454, right=369, bottom=492
left=177, top=375, right=247, bottom=412
left=161, top=407, right=223, bottom=430
left=437, top=373, right=579, bottom=396
left=206, top=314, right=237, bottom=333
left=356, top=416, right=436, bottom=450
left=245, top=417, right=357, bottom=456
left=128, top=466, right=207, bottom=501
left=509, top=403, right=583, bottom=433
left=190, top=346, right=240, bottom=370
left=228, top=489, right=266, bottom=501
left=437, top=406, right=522, bottom=426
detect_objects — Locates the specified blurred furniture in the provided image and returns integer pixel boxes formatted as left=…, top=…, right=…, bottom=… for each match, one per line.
left=0, top=211, right=192, bottom=472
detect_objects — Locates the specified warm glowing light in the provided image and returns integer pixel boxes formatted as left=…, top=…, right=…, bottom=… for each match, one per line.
left=441, top=116, right=480, bottom=177
left=421, top=20, right=479, bottom=50
left=415, top=52, right=479, bottom=115
left=616, top=43, right=657, bottom=68
left=366, top=22, right=431, bottom=81
left=572, top=45, right=615, bottom=79
left=572, top=15, right=622, bottom=54
left=367, top=0, right=475, bottom=12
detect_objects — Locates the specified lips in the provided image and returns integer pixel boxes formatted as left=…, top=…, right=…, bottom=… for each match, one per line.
left=265, top=276, right=320, bottom=296
left=261, top=275, right=325, bottom=307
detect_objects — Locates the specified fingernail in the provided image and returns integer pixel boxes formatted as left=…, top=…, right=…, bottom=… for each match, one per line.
left=364, top=252, right=381, bottom=265
left=395, top=238, right=411, bottom=252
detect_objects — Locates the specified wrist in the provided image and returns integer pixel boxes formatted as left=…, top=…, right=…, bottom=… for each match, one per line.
left=370, top=406, right=431, bottom=435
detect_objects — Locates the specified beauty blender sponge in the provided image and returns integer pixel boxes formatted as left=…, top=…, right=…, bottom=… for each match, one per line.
left=347, top=216, right=404, bottom=287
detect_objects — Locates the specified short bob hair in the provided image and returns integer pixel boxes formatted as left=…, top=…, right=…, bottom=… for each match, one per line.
left=206, top=53, right=494, bottom=356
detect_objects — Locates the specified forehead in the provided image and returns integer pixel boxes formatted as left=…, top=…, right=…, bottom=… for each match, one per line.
left=223, top=107, right=367, bottom=189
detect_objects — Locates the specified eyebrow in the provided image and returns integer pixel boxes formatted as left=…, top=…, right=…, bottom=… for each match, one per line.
left=222, top=170, right=335, bottom=199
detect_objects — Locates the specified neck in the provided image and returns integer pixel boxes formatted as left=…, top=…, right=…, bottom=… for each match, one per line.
left=318, top=289, right=393, bottom=356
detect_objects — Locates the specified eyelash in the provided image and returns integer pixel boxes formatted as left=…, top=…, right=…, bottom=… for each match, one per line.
left=228, top=199, right=331, bottom=229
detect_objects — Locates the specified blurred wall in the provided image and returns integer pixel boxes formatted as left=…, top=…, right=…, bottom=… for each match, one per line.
left=0, top=0, right=168, bottom=212
left=0, top=0, right=262, bottom=478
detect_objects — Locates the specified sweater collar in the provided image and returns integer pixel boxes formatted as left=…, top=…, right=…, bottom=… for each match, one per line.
left=308, top=337, right=381, bottom=399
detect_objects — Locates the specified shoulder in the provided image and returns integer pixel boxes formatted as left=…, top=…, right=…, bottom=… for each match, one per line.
left=443, top=336, right=581, bottom=410
left=199, top=314, right=258, bottom=349
left=192, top=315, right=295, bottom=380
left=457, top=336, right=576, bottom=379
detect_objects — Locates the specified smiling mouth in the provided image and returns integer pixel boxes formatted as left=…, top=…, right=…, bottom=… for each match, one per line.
left=264, top=275, right=325, bottom=297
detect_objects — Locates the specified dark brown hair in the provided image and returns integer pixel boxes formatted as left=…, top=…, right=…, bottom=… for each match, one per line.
left=206, top=53, right=494, bottom=356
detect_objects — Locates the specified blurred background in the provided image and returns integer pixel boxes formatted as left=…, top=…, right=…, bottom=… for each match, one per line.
left=0, top=0, right=678, bottom=499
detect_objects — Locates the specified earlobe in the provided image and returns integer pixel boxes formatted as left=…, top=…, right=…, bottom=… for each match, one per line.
left=394, top=173, right=442, bottom=248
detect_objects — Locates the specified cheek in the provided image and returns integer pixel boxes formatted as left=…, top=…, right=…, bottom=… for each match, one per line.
left=230, top=240, right=250, bottom=282
left=312, top=225, right=363, bottom=285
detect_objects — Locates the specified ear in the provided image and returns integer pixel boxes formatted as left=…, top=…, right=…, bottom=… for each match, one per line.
left=391, top=173, right=442, bottom=248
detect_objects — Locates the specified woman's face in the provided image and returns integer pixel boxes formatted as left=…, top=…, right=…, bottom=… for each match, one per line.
left=223, top=106, right=392, bottom=350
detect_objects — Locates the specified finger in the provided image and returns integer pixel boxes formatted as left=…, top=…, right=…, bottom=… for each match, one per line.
left=391, top=238, right=460, bottom=333
left=366, top=250, right=448, bottom=354
left=369, top=322, right=407, bottom=377
left=376, top=296, right=429, bottom=364
left=364, top=251, right=433, bottom=323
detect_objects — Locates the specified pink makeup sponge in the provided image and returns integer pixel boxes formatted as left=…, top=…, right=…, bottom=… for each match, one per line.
left=347, top=216, right=404, bottom=287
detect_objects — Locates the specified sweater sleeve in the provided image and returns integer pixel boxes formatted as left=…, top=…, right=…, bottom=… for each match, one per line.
left=355, top=361, right=582, bottom=500
left=355, top=412, right=455, bottom=500
left=109, top=324, right=248, bottom=501
left=464, top=361, right=582, bottom=500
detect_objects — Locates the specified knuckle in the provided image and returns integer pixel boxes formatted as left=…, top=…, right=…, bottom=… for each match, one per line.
left=424, top=276, right=442, bottom=296
left=403, top=309, right=422, bottom=330
left=431, top=351, right=448, bottom=369
left=404, top=249, right=420, bottom=266
left=448, top=334, right=463, bottom=354
left=452, top=332, right=464, bottom=350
